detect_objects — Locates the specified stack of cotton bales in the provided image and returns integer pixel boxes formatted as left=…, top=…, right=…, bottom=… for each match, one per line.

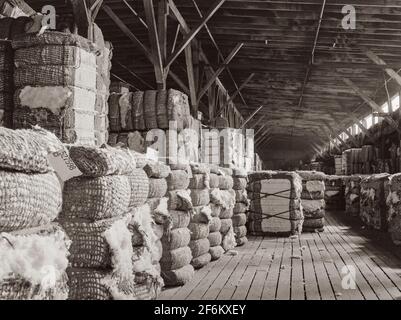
left=324, top=175, right=345, bottom=210
left=344, top=175, right=363, bottom=218
left=232, top=168, right=249, bottom=246
left=189, top=163, right=212, bottom=269
left=385, top=173, right=401, bottom=245
left=0, top=40, right=13, bottom=128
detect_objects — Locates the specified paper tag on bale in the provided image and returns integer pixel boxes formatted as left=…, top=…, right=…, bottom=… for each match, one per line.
left=48, top=150, right=82, bottom=182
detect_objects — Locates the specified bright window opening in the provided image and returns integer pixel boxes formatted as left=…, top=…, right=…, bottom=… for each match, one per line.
left=382, top=103, right=389, bottom=113
left=392, top=94, right=400, bottom=111
left=365, top=115, right=373, bottom=129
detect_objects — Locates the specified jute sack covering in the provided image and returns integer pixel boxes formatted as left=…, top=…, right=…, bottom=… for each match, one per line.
left=235, top=189, right=248, bottom=204
left=189, top=174, right=210, bottom=189
left=160, top=246, right=192, bottom=271
left=234, top=202, right=248, bottom=214
left=220, top=208, right=234, bottom=219
left=60, top=216, right=129, bottom=269
left=67, top=268, right=162, bottom=300
left=167, top=89, right=188, bottom=131
left=360, top=173, right=390, bottom=231
left=302, top=199, right=326, bottom=219
left=233, top=177, right=247, bottom=191
left=296, top=170, right=326, bottom=182
left=118, top=93, right=133, bottom=131
left=219, top=175, right=234, bottom=190
left=161, top=228, right=191, bottom=250
left=302, top=218, right=325, bottom=231
left=344, top=175, right=363, bottom=217
left=69, top=145, right=136, bottom=177
left=167, top=169, right=190, bottom=190
left=209, top=174, right=220, bottom=189
left=161, top=264, right=194, bottom=287
left=169, top=210, right=191, bottom=229
left=191, top=206, right=213, bottom=224
left=209, top=217, right=222, bottom=233
left=220, top=218, right=233, bottom=234
left=219, top=167, right=233, bottom=176
left=0, top=171, right=62, bottom=232
left=0, top=126, right=63, bottom=173
left=301, top=180, right=325, bottom=200
left=128, top=169, right=149, bottom=208
left=148, top=178, right=168, bottom=198
left=189, top=222, right=209, bottom=240
left=191, top=253, right=211, bottom=269
left=189, top=238, right=210, bottom=258
left=61, top=175, right=130, bottom=221
left=190, top=163, right=210, bottom=175
left=190, top=189, right=210, bottom=207
left=131, top=91, right=145, bottom=131
left=144, top=161, right=171, bottom=179
left=233, top=226, right=247, bottom=238
left=108, top=94, right=121, bottom=132
left=168, top=190, right=193, bottom=211
left=247, top=171, right=303, bottom=236
left=156, top=89, right=168, bottom=129
left=208, top=231, right=222, bottom=247
left=236, top=237, right=248, bottom=246
left=385, top=174, right=401, bottom=245
left=210, top=202, right=222, bottom=217
left=144, top=90, right=158, bottom=129
left=209, top=246, right=224, bottom=261
left=0, top=224, right=70, bottom=300
left=169, top=162, right=190, bottom=171
left=232, top=214, right=247, bottom=227
left=233, top=167, right=247, bottom=178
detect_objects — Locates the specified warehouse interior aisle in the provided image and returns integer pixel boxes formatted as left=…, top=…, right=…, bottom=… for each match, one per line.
left=159, top=211, right=401, bottom=300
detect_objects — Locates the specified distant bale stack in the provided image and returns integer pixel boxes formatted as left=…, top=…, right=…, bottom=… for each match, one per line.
left=247, top=171, right=303, bottom=236
left=0, top=127, right=69, bottom=300
left=0, top=40, right=13, bottom=128
left=360, top=173, right=390, bottom=230
left=232, top=168, right=249, bottom=246
left=385, top=174, right=401, bottom=245
left=324, top=175, right=345, bottom=211
left=12, top=31, right=97, bottom=145
left=188, top=163, right=212, bottom=269
left=297, top=171, right=326, bottom=232
left=344, top=175, right=363, bottom=217
left=162, top=163, right=194, bottom=286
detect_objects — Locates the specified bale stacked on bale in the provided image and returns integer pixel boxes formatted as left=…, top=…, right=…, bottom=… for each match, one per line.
left=0, top=127, right=70, bottom=300
left=215, top=167, right=237, bottom=252
left=232, top=168, right=249, bottom=246
left=360, top=173, right=390, bottom=230
left=188, top=163, right=212, bottom=269
left=208, top=165, right=224, bottom=260
left=0, top=40, right=13, bottom=128
left=162, top=163, right=194, bottom=286
left=63, top=146, right=162, bottom=300
left=247, top=171, right=303, bottom=236
left=297, top=171, right=326, bottom=232
left=12, top=31, right=97, bottom=145
left=385, top=174, right=401, bottom=245
left=324, top=175, right=345, bottom=210
left=344, top=175, right=363, bottom=217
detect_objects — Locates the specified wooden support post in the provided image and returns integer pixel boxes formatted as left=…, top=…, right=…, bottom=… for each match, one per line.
left=185, top=45, right=198, bottom=116
left=344, top=78, right=401, bottom=134
left=241, top=105, right=263, bottom=129
left=143, top=0, right=165, bottom=89
left=70, top=0, right=91, bottom=39
left=165, top=0, right=226, bottom=69
left=197, top=43, right=244, bottom=103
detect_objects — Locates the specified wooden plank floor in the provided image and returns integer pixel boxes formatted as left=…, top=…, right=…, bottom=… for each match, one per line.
left=158, top=211, right=401, bottom=300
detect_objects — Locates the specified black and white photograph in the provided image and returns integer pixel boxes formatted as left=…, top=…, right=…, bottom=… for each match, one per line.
left=0, top=0, right=401, bottom=307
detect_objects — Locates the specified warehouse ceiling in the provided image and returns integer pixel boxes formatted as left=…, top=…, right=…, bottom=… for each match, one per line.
left=27, top=0, right=401, bottom=161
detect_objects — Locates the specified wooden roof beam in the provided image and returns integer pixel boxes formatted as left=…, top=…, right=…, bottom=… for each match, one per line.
left=165, top=0, right=227, bottom=69
left=197, top=43, right=244, bottom=103
left=365, top=50, right=401, bottom=88
left=343, top=78, right=401, bottom=134
left=227, top=73, right=255, bottom=104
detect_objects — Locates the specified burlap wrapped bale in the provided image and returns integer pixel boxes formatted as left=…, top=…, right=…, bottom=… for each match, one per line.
left=144, top=161, right=171, bottom=179
left=209, top=217, right=222, bottom=233
left=69, top=145, right=136, bottom=177
left=325, top=175, right=345, bottom=210
left=360, top=173, right=390, bottom=230
left=235, top=189, right=249, bottom=204
left=234, top=202, right=248, bottom=215
left=168, top=190, right=193, bottom=211
left=160, top=246, right=192, bottom=271
left=118, top=92, right=133, bottom=131
left=208, top=231, right=222, bottom=247
left=220, top=218, right=233, bottom=234
left=344, top=175, right=364, bottom=217
left=385, top=174, right=401, bottom=245
left=190, top=189, right=210, bottom=207
left=233, top=177, right=247, bottom=191
left=132, top=91, right=145, bottom=131
left=188, top=222, right=209, bottom=241
left=148, top=178, right=168, bottom=198
left=191, top=206, right=213, bottom=224
left=189, top=238, right=210, bottom=258
left=161, top=228, right=191, bottom=250
left=233, top=226, right=247, bottom=238
left=128, top=169, right=150, bottom=208
left=209, top=246, right=224, bottom=261
left=232, top=214, right=247, bottom=227
left=0, top=126, right=63, bottom=173
left=191, top=253, right=211, bottom=269
left=236, top=237, right=248, bottom=246
left=61, top=175, right=130, bottom=221
left=108, top=94, right=121, bottom=132
left=144, top=90, right=158, bottom=129
left=209, top=173, right=220, bottom=189
left=61, top=216, right=130, bottom=269
left=210, top=203, right=222, bottom=217
left=161, top=264, right=194, bottom=287
left=247, top=171, right=303, bottom=235
left=233, top=168, right=247, bottom=178
left=219, top=175, right=234, bottom=190
left=156, top=89, right=168, bottom=129
left=167, top=169, right=190, bottom=191
left=167, top=89, right=189, bottom=132
left=189, top=173, right=210, bottom=189
left=0, top=171, right=62, bottom=232
left=170, top=210, right=191, bottom=229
